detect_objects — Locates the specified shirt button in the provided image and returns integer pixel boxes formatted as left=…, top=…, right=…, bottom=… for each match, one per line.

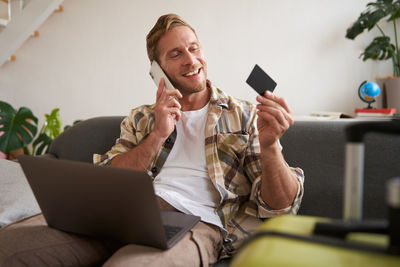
left=151, top=167, right=158, bottom=173
left=166, top=138, right=171, bottom=144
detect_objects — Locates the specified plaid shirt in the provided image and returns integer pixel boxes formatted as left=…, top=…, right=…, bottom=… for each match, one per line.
left=93, top=82, right=304, bottom=257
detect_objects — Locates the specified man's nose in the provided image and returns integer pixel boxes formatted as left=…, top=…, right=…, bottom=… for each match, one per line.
left=182, top=50, right=196, bottom=65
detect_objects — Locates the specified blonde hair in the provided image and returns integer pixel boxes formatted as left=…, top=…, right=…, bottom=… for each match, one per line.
left=146, top=14, right=196, bottom=62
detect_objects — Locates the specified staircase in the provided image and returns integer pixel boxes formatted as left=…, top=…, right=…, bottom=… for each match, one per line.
left=0, top=0, right=63, bottom=67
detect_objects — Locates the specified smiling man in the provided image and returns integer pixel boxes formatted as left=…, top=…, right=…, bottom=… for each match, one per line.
left=94, top=14, right=305, bottom=266
left=0, top=14, right=304, bottom=267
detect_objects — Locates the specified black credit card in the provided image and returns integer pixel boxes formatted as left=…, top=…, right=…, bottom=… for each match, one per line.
left=246, top=64, right=277, bottom=95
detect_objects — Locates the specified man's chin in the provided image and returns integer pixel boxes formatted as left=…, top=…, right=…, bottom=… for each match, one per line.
left=173, top=80, right=207, bottom=94
left=183, top=83, right=207, bottom=94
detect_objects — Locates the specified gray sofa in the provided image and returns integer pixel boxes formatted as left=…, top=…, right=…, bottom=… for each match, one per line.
left=46, top=116, right=400, bottom=220
left=1, top=116, right=399, bottom=266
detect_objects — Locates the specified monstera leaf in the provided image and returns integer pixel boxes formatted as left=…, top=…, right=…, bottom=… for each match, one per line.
left=346, top=0, right=398, bottom=40
left=361, top=36, right=396, bottom=61
left=0, top=101, right=38, bottom=154
left=32, top=133, right=53, bottom=155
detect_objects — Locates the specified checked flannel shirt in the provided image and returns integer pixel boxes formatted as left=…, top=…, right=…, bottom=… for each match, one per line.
left=93, top=81, right=304, bottom=257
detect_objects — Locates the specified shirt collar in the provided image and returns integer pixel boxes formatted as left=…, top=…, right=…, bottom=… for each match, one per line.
left=207, top=80, right=229, bottom=109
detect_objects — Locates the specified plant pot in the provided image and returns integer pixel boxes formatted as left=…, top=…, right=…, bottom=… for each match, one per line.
left=377, top=77, right=400, bottom=114
left=6, top=148, right=24, bottom=160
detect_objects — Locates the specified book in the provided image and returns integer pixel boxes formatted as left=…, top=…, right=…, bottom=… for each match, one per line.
left=355, top=108, right=396, bottom=117
left=309, top=111, right=354, bottom=119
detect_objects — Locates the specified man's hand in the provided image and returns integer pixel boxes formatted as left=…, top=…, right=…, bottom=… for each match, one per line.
left=153, top=78, right=183, bottom=139
left=256, top=91, right=294, bottom=149
left=110, top=78, right=182, bottom=170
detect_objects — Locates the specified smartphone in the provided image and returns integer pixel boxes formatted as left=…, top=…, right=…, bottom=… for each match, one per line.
left=149, top=61, right=175, bottom=90
left=246, top=64, right=277, bottom=95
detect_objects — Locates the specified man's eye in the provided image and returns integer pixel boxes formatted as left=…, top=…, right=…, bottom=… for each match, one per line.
left=170, top=52, right=180, bottom=58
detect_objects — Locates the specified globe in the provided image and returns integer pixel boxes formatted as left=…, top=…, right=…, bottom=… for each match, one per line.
left=358, top=81, right=381, bottom=108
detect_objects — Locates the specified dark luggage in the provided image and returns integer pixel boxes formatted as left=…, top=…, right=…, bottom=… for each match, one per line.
left=231, top=120, right=400, bottom=267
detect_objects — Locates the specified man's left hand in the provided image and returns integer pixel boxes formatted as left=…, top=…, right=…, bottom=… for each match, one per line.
left=256, top=91, right=294, bottom=148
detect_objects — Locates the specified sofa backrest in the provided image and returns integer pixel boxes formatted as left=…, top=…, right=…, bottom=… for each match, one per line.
left=49, top=116, right=400, bottom=220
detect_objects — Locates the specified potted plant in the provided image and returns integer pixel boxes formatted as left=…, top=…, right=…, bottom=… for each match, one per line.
left=346, top=0, right=400, bottom=113
left=0, top=100, right=81, bottom=159
left=0, top=101, right=38, bottom=160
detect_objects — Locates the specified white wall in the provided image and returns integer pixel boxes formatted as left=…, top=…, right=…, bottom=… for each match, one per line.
left=0, top=0, right=393, bottom=127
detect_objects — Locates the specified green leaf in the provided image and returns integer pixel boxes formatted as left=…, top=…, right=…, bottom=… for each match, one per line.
left=32, top=132, right=52, bottom=156
left=0, top=101, right=38, bottom=154
left=361, top=36, right=396, bottom=61
left=346, top=20, right=366, bottom=40
left=41, top=108, right=62, bottom=140
left=388, top=9, right=400, bottom=20
left=346, top=0, right=396, bottom=39
left=64, top=119, right=82, bottom=131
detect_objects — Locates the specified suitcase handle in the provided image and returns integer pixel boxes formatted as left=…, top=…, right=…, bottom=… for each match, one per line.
left=314, top=219, right=388, bottom=238
left=344, top=120, right=400, bottom=221
left=346, top=120, right=400, bottom=142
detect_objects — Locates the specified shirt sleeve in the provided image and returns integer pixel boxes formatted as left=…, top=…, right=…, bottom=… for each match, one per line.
left=249, top=167, right=304, bottom=218
left=243, top=112, right=305, bottom=218
left=93, top=110, right=141, bottom=166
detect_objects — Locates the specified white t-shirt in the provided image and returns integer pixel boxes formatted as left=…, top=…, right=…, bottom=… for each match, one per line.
left=153, top=103, right=224, bottom=229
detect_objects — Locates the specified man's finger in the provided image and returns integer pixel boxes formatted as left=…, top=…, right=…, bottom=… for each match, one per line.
left=263, top=91, right=292, bottom=114
left=170, top=108, right=182, bottom=121
left=169, top=97, right=182, bottom=110
left=257, top=92, right=292, bottom=114
left=262, top=105, right=294, bottom=127
left=169, top=88, right=183, bottom=100
left=257, top=106, right=286, bottom=126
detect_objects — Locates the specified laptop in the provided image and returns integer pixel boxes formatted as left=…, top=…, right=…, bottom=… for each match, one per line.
left=18, top=155, right=200, bottom=250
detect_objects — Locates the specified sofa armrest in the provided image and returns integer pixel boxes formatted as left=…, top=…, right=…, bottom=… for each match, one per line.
left=48, top=116, right=124, bottom=163
left=39, top=153, right=56, bottom=159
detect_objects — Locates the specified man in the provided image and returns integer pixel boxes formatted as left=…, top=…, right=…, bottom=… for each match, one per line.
left=0, top=14, right=303, bottom=267
left=94, top=14, right=304, bottom=266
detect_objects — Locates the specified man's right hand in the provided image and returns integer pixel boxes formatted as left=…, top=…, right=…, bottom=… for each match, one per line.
left=153, top=78, right=182, bottom=139
left=110, top=78, right=182, bottom=170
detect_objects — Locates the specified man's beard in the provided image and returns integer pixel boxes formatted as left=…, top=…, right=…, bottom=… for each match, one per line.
left=168, top=66, right=207, bottom=95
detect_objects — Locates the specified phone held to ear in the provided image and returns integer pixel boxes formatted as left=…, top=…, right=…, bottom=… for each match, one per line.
left=149, top=61, right=178, bottom=120
left=246, top=64, right=277, bottom=96
left=149, top=61, right=175, bottom=91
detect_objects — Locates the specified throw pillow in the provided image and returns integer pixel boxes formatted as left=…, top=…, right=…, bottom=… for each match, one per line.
left=0, top=159, right=40, bottom=227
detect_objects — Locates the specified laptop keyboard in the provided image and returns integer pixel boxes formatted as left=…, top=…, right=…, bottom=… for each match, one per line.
left=164, top=225, right=183, bottom=240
